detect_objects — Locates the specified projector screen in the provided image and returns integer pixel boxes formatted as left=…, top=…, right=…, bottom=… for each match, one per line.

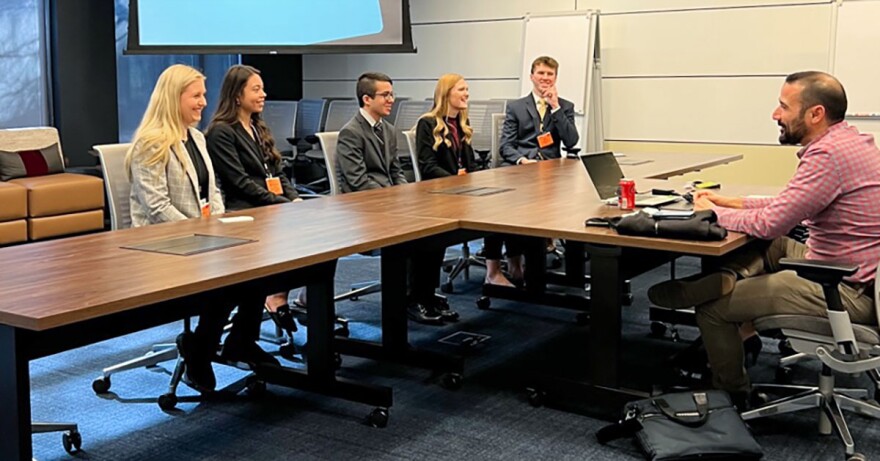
left=126, top=0, right=414, bottom=54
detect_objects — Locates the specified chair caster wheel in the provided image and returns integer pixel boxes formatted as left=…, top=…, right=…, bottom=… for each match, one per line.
left=62, top=430, right=82, bottom=454
left=335, top=325, right=350, bottom=338
left=279, top=343, right=298, bottom=360
left=158, top=393, right=178, bottom=410
left=649, top=322, right=667, bottom=338
left=367, top=407, right=389, bottom=428
left=246, top=376, right=267, bottom=397
left=335, top=353, right=343, bottom=369
left=848, top=453, right=867, bottom=461
left=440, top=281, right=454, bottom=294
left=476, top=296, right=491, bottom=310
left=775, top=366, right=794, bottom=384
left=92, top=376, right=111, bottom=394
left=527, top=388, right=546, bottom=407
left=575, top=313, right=590, bottom=326
left=441, top=373, right=463, bottom=390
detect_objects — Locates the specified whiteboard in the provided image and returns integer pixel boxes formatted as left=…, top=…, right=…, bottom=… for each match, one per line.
left=520, top=12, right=594, bottom=115
left=834, top=0, right=880, bottom=116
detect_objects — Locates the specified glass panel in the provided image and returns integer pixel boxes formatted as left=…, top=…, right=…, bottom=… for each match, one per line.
left=114, top=0, right=238, bottom=141
left=0, top=0, right=47, bottom=128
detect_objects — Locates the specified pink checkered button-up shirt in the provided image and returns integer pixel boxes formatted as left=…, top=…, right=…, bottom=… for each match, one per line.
left=715, top=121, right=880, bottom=283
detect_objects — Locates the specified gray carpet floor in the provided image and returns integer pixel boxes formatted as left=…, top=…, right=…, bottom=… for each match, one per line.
left=29, top=250, right=880, bottom=460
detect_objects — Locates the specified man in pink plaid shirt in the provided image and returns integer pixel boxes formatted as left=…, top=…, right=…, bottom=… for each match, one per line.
left=649, top=71, right=880, bottom=399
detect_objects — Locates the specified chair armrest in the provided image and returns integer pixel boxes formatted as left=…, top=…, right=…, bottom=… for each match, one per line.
left=563, top=147, right=581, bottom=155
left=779, top=258, right=858, bottom=286
left=304, top=134, right=319, bottom=145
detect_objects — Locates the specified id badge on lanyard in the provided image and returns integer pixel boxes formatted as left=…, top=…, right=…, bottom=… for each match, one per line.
left=265, top=162, right=282, bottom=195
left=199, top=197, right=211, bottom=218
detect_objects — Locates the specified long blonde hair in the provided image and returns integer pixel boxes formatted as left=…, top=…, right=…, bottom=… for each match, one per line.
left=125, top=64, right=206, bottom=175
left=421, top=73, right=473, bottom=151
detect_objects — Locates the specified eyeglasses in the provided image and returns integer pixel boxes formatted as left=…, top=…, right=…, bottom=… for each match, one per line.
left=374, top=91, right=395, bottom=100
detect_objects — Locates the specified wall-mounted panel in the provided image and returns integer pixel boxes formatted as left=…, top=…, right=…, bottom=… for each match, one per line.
left=603, top=77, right=784, bottom=144
left=578, top=0, right=829, bottom=14
left=411, top=0, right=575, bottom=24
left=601, top=4, right=832, bottom=77
left=303, top=20, right=523, bottom=81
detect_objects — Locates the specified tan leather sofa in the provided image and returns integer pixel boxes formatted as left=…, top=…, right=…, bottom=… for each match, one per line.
left=0, top=181, right=27, bottom=245
left=0, top=127, right=104, bottom=242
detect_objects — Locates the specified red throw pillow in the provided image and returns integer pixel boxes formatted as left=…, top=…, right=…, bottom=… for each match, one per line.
left=0, top=144, right=64, bottom=180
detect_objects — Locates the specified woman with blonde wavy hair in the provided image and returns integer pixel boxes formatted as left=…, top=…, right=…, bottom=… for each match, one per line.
left=126, top=64, right=277, bottom=394
left=414, top=73, right=524, bottom=287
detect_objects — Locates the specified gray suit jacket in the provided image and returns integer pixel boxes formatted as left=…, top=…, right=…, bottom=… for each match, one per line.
left=500, top=94, right=579, bottom=165
left=336, top=113, right=407, bottom=193
left=129, top=127, right=225, bottom=227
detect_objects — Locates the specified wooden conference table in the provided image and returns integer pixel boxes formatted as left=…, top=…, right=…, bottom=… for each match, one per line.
left=0, top=151, right=744, bottom=460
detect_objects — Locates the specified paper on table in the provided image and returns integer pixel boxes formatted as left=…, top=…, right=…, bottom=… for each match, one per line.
left=219, top=216, right=254, bottom=223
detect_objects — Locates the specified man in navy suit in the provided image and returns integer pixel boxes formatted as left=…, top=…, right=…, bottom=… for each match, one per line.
left=500, top=56, right=579, bottom=165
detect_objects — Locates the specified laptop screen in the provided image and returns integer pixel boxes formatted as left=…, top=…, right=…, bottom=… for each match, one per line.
left=579, top=151, right=624, bottom=200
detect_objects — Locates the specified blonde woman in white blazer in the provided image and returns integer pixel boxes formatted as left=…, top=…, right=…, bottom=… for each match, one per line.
left=125, top=64, right=278, bottom=394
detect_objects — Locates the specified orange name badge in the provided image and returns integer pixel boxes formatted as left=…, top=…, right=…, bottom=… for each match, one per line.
left=457, top=168, right=467, bottom=176
left=266, top=176, right=283, bottom=195
left=537, top=132, right=554, bottom=149
left=199, top=198, right=211, bottom=218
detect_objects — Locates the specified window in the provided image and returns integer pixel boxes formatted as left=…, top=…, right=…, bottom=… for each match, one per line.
left=0, top=0, right=48, bottom=128
left=114, top=0, right=238, bottom=141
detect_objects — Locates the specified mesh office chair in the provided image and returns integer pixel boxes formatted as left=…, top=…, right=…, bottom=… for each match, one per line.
left=93, top=143, right=274, bottom=410
left=262, top=101, right=298, bottom=157
left=742, top=258, right=880, bottom=461
left=316, top=131, right=382, bottom=300
left=468, top=100, right=507, bottom=169
left=393, top=100, right=433, bottom=183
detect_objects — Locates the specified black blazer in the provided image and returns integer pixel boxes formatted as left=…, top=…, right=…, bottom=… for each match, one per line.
left=500, top=94, right=579, bottom=164
left=206, top=121, right=298, bottom=211
left=415, top=116, right=477, bottom=180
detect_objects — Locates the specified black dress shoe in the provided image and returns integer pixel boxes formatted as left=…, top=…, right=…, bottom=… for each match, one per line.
left=221, top=341, right=280, bottom=368
left=177, top=333, right=216, bottom=393
left=268, top=303, right=298, bottom=333
left=407, top=302, right=443, bottom=325
left=432, top=294, right=460, bottom=322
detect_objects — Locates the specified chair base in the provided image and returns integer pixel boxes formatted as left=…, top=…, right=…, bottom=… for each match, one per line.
left=32, top=422, right=81, bottom=454
left=744, top=375, right=880, bottom=457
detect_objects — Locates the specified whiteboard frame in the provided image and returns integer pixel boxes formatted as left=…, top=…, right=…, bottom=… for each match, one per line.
left=519, top=10, right=604, bottom=151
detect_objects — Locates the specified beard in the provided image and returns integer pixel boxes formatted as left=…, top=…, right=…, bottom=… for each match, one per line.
left=778, top=116, right=807, bottom=145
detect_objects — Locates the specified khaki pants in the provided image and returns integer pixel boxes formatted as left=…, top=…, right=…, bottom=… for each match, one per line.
left=696, top=237, right=876, bottom=393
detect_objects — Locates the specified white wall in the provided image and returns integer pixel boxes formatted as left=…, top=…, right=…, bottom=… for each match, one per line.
left=305, top=0, right=840, bottom=142
left=303, top=0, right=867, bottom=184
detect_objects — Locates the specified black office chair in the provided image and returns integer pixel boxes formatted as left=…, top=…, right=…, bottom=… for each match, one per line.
left=743, top=258, right=880, bottom=461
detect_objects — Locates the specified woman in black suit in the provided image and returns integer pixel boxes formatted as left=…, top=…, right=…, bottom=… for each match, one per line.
left=206, top=64, right=301, bottom=332
left=415, top=74, right=523, bottom=287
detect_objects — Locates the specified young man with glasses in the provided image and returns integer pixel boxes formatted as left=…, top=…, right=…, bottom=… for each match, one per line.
left=336, top=72, right=457, bottom=325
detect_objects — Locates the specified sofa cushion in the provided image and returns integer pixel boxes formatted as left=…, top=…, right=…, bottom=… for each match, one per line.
left=0, top=143, right=64, bottom=180
left=0, top=182, right=27, bottom=220
left=27, top=209, right=104, bottom=241
left=9, top=173, right=104, bottom=217
left=0, top=220, right=27, bottom=246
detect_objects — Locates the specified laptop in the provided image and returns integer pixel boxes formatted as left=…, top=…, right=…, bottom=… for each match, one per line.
left=578, top=151, right=681, bottom=207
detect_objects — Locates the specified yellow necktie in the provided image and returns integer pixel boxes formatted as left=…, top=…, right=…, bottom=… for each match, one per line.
left=537, top=99, right=547, bottom=131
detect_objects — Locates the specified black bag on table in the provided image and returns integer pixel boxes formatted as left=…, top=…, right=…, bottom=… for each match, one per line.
left=596, top=390, right=763, bottom=461
left=599, top=210, right=728, bottom=241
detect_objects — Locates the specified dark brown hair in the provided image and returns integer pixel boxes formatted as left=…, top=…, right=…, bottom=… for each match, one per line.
left=209, top=64, right=281, bottom=163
